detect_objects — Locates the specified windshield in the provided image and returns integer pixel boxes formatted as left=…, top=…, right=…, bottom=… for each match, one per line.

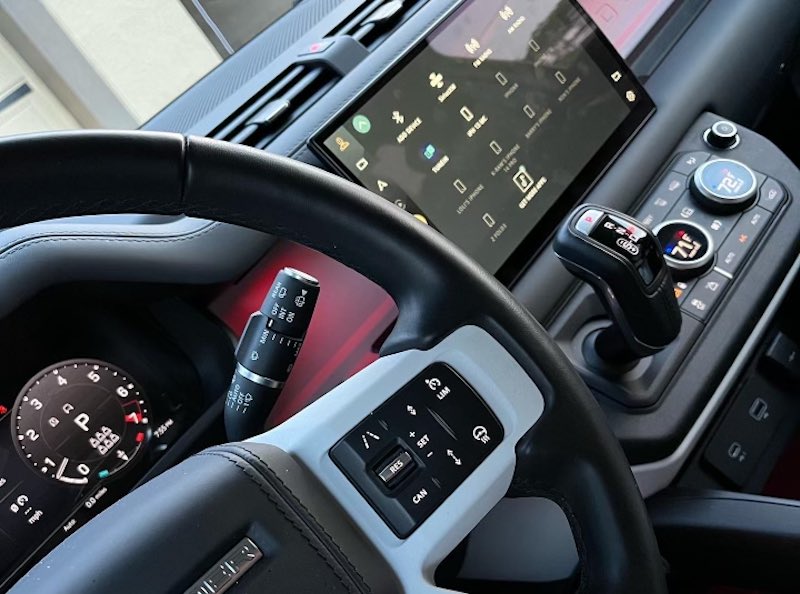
left=0, top=0, right=297, bottom=135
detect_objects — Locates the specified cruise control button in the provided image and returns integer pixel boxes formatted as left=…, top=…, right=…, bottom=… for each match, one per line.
left=376, top=449, right=415, bottom=487
left=671, top=152, right=710, bottom=176
left=716, top=207, right=770, bottom=276
left=759, top=178, right=786, bottom=213
left=637, top=173, right=687, bottom=228
left=400, top=477, right=443, bottom=523
left=329, top=363, right=501, bottom=538
left=682, top=271, right=729, bottom=321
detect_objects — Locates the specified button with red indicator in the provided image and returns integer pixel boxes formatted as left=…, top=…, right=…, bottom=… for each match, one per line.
left=300, top=39, right=335, bottom=56
left=574, top=208, right=605, bottom=236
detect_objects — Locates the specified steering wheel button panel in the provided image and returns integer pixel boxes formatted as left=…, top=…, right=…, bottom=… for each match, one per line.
left=330, top=363, right=502, bottom=537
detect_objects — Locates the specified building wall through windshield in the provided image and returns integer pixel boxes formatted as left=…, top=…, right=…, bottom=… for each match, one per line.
left=0, top=0, right=293, bottom=134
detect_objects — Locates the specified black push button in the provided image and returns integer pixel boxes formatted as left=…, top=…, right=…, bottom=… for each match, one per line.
left=376, top=449, right=415, bottom=487
left=666, top=192, right=740, bottom=247
left=637, top=173, right=687, bottom=228
left=671, top=152, right=710, bottom=176
left=759, top=178, right=787, bottom=213
left=703, top=120, right=740, bottom=150
left=716, top=207, right=770, bottom=276
left=681, top=271, right=729, bottom=321
left=764, top=332, right=800, bottom=381
left=673, top=279, right=696, bottom=305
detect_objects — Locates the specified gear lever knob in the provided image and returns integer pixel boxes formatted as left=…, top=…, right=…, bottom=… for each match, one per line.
left=554, top=205, right=682, bottom=365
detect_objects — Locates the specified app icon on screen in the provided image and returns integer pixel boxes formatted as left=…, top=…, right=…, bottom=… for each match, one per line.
left=352, top=115, right=372, bottom=134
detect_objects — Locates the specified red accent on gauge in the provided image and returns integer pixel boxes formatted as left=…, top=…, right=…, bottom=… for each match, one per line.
left=135, top=432, right=145, bottom=443
left=0, top=405, right=7, bottom=415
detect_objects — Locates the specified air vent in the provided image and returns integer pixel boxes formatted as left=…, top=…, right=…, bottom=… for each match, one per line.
left=210, top=64, right=334, bottom=147
left=211, top=0, right=426, bottom=148
left=329, top=0, right=426, bottom=49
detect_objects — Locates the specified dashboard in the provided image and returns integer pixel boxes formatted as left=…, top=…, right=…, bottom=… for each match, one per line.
left=0, top=0, right=799, bottom=591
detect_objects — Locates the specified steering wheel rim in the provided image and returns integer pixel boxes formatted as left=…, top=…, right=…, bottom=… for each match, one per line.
left=1, top=131, right=666, bottom=593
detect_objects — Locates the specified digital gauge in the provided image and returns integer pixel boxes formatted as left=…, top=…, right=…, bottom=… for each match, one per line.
left=12, top=360, right=151, bottom=486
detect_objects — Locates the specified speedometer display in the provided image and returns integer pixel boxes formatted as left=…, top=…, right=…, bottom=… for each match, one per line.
left=0, top=305, right=204, bottom=593
left=13, top=361, right=150, bottom=486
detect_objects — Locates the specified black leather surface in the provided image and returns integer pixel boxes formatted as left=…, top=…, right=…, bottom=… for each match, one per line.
left=0, top=131, right=185, bottom=227
left=0, top=131, right=666, bottom=593
left=649, top=489, right=800, bottom=592
left=11, top=443, right=392, bottom=594
left=0, top=217, right=271, bottom=319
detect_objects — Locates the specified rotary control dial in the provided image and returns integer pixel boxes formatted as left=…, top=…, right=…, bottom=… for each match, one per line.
left=13, top=360, right=150, bottom=486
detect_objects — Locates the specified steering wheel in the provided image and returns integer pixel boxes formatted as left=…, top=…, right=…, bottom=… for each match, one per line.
left=3, top=132, right=666, bottom=594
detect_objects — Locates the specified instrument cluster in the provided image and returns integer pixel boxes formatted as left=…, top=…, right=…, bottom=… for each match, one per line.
left=0, top=293, right=218, bottom=592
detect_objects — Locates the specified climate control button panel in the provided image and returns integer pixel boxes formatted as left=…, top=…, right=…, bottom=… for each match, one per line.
left=636, top=145, right=788, bottom=323
left=330, top=363, right=502, bottom=538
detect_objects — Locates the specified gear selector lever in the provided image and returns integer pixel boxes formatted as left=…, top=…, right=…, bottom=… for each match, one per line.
left=554, top=206, right=682, bottom=368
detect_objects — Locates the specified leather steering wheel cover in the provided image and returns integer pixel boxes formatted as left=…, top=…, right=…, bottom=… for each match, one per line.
left=0, top=131, right=666, bottom=593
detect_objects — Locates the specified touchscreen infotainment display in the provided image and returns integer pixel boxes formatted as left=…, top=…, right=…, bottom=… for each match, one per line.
left=311, top=0, right=654, bottom=282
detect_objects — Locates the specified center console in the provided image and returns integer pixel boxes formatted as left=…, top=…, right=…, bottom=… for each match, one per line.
left=303, top=0, right=800, bottom=483
left=551, top=115, right=791, bottom=412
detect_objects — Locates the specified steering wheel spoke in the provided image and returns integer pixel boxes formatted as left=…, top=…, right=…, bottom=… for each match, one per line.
left=256, top=325, right=545, bottom=592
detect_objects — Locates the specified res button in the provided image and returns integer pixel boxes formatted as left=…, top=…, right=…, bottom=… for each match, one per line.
left=376, top=449, right=415, bottom=488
